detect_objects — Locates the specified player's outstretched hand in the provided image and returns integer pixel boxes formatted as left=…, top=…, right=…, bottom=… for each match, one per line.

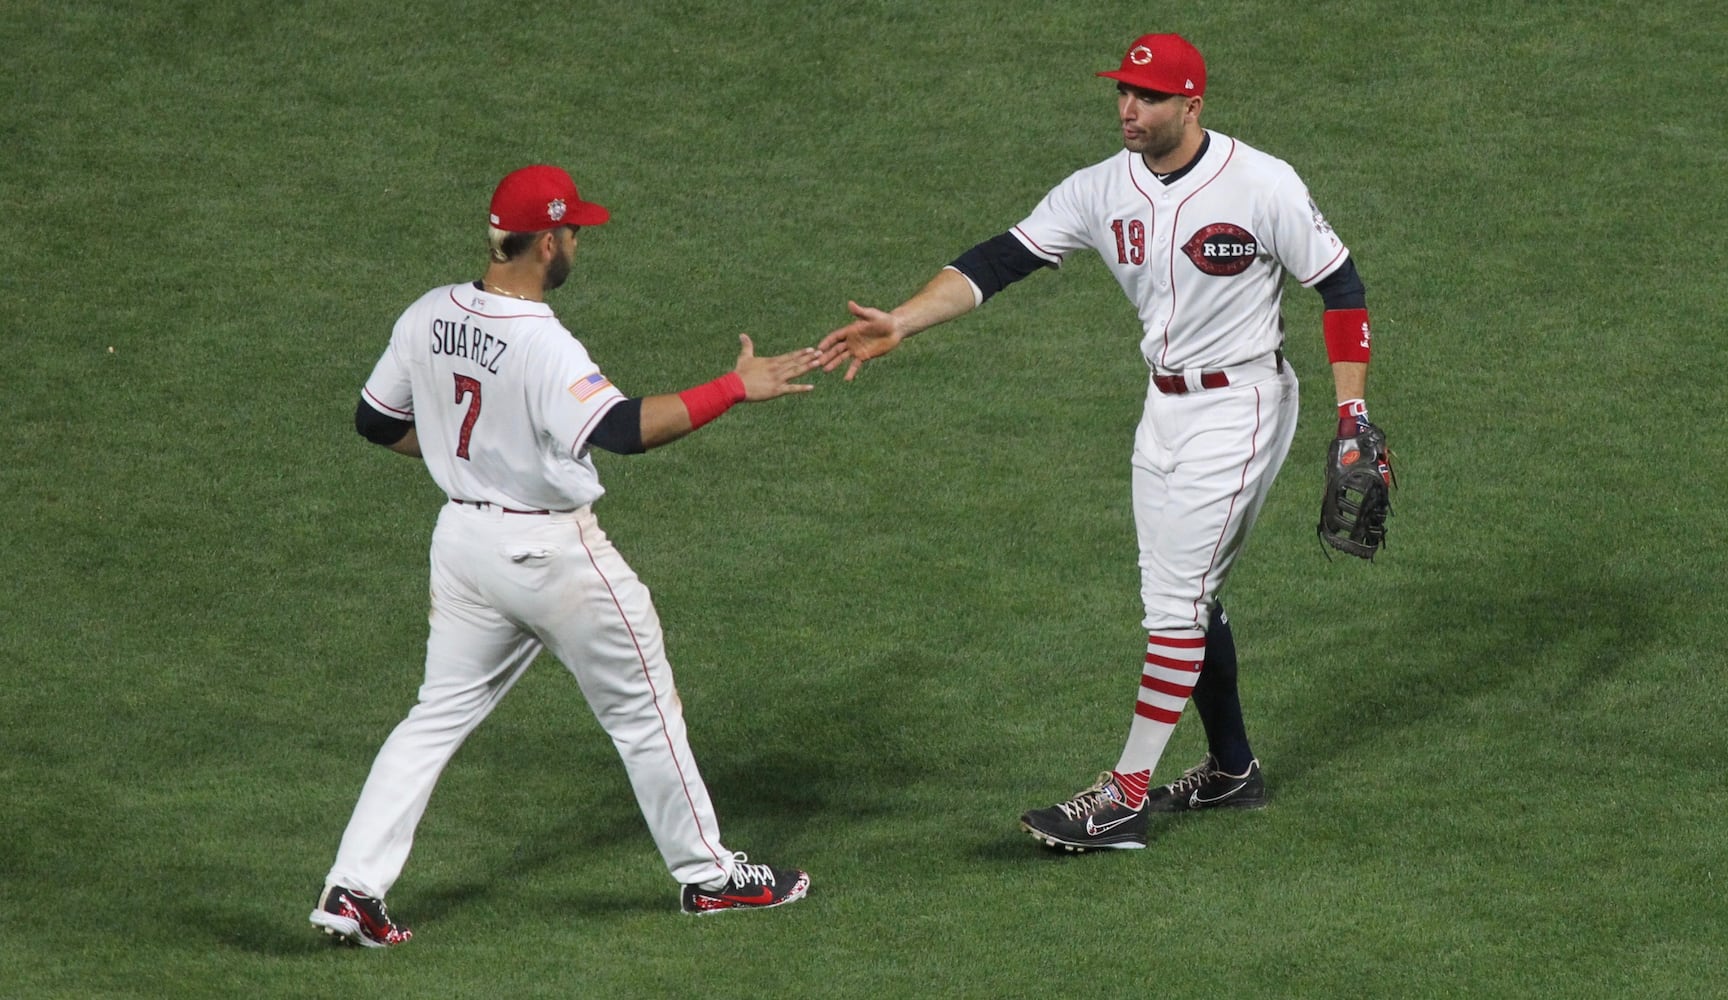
left=734, top=333, right=819, bottom=402
left=817, top=300, right=906, bottom=382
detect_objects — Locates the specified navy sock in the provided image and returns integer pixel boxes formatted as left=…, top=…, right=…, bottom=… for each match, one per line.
left=1191, top=602, right=1255, bottom=774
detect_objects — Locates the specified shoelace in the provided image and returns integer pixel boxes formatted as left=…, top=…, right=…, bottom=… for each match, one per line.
left=361, top=895, right=398, bottom=922
left=1164, top=756, right=1220, bottom=797
left=1054, top=772, right=1119, bottom=820
left=725, top=852, right=779, bottom=888
left=342, top=890, right=407, bottom=938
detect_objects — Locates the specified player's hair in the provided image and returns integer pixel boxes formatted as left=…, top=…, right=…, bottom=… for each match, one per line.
left=488, top=226, right=532, bottom=263
left=488, top=225, right=570, bottom=262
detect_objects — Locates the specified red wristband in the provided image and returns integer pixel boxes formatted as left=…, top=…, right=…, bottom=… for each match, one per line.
left=678, top=372, right=747, bottom=430
left=1323, top=308, right=1372, bottom=364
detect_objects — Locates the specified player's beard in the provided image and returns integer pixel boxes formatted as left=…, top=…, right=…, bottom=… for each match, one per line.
left=545, top=244, right=573, bottom=290
left=1128, top=113, right=1187, bottom=162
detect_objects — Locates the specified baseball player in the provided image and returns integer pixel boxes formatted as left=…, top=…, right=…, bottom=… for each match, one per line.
left=310, top=165, right=817, bottom=947
left=817, top=34, right=1388, bottom=851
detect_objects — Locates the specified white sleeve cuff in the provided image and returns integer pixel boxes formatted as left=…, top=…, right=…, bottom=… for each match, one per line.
left=942, top=265, right=984, bottom=308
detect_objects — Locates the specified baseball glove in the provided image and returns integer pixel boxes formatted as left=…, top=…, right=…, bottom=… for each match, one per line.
left=1317, top=422, right=1395, bottom=560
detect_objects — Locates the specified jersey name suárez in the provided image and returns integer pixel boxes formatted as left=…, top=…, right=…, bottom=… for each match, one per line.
left=361, top=283, right=625, bottom=511
left=1011, top=131, right=1349, bottom=372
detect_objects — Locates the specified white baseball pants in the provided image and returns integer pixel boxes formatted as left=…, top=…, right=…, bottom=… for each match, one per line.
left=324, top=502, right=735, bottom=896
left=1132, top=357, right=1300, bottom=632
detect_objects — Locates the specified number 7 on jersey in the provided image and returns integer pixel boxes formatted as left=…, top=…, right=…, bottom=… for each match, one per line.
left=453, top=374, right=482, bottom=460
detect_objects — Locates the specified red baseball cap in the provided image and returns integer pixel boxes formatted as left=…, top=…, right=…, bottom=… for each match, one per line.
left=1097, top=33, right=1206, bottom=96
left=488, top=165, right=610, bottom=232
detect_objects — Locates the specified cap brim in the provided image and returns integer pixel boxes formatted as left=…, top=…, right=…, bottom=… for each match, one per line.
left=1097, top=69, right=1181, bottom=95
left=567, top=201, right=610, bottom=226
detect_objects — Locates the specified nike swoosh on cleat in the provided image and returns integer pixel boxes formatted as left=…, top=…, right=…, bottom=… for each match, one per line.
left=717, top=887, right=777, bottom=905
left=1190, top=780, right=1248, bottom=807
left=1085, top=812, right=1140, bottom=835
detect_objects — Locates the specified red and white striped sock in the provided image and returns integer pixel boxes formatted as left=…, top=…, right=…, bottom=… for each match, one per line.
left=1114, top=630, right=1206, bottom=797
left=1111, top=768, right=1152, bottom=809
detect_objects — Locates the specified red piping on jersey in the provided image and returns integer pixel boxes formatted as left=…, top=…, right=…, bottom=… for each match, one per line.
left=571, top=393, right=627, bottom=459
left=362, top=387, right=412, bottom=420
left=1126, top=159, right=1159, bottom=212
left=1010, top=225, right=1060, bottom=264
left=1191, top=384, right=1262, bottom=624
left=1125, top=163, right=1163, bottom=367
left=1162, top=138, right=1236, bottom=368
left=576, top=517, right=730, bottom=883
left=445, top=285, right=545, bottom=319
left=1127, top=137, right=1238, bottom=369
left=1298, top=246, right=1350, bottom=286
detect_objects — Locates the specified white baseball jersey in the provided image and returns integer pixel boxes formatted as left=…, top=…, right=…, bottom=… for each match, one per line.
left=1010, top=131, right=1349, bottom=372
left=360, top=283, right=626, bottom=511
left=328, top=281, right=742, bottom=896
left=993, top=130, right=1348, bottom=636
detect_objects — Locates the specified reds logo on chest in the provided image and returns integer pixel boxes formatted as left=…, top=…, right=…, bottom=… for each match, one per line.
left=1181, top=223, right=1259, bottom=276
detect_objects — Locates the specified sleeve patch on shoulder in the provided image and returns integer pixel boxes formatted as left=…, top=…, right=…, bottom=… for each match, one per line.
left=568, top=372, right=613, bottom=402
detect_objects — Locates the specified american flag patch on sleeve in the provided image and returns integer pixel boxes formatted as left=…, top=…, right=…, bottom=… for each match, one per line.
left=568, top=372, right=612, bottom=402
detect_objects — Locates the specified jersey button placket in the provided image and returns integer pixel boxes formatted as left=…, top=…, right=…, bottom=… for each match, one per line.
left=1157, top=190, right=1174, bottom=283
left=1153, top=226, right=1170, bottom=289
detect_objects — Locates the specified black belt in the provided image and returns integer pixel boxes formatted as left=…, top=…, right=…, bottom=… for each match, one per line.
left=450, top=498, right=570, bottom=516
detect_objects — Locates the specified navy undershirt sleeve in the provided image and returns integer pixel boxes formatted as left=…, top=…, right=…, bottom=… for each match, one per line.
left=355, top=398, right=414, bottom=446
left=586, top=397, right=646, bottom=455
left=949, top=232, right=1052, bottom=302
left=1315, top=257, right=1367, bottom=310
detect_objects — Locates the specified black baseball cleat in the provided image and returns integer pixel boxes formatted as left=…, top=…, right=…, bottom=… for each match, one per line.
left=1019, top=771, right=1148, bottom=852
left=681, top=854, right=811, bottom=915
left=309, top=884, right=413, bottom=948
left=1143, top=755, right=1268, bottom=813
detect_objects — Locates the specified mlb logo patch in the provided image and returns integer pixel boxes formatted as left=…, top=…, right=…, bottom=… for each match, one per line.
left=568, top=372, right=612, bottom=402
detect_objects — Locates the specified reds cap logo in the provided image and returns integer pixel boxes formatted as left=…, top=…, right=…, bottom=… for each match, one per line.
left=547, top=198, right=567, bottom=222
left=1181, top=223, right=1259, bottom=276
left=1129, top=45, right=1154, bottom=65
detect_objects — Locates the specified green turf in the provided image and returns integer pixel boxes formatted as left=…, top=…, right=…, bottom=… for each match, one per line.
left=4, top=1, right=1726, bottom=996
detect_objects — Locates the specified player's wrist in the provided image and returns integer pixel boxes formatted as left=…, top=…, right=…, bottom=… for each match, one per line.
left=679, top=373, right=747, bottom=429
left=887, top=310, right=921, bottom=341
left=1336, top=398, right=1368, bottom=437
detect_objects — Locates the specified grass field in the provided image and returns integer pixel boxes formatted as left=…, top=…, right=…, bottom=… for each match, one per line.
left=4, top=1, right=1726, bottom=997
